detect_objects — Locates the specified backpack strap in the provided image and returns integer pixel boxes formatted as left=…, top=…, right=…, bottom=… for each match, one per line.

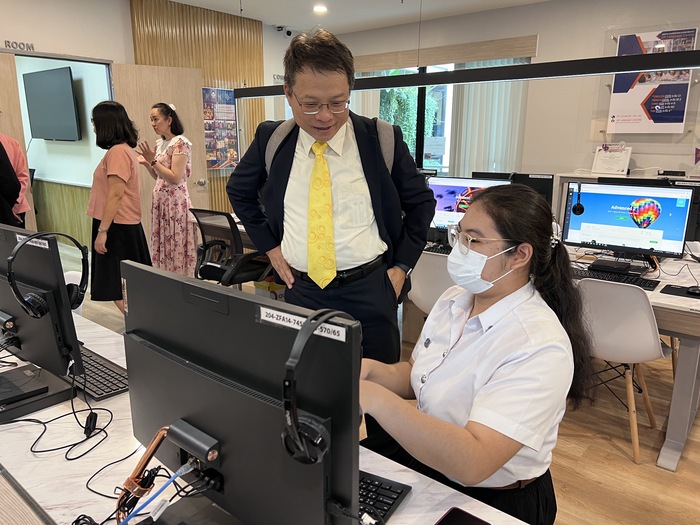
left=264, top=119, right=296, bottom=174
left=264, top=117, right=395, bottom=174
left=373, top=117, right=395, bottom=174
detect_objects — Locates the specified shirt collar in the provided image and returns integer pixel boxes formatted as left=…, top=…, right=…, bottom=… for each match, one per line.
left=449, top=281, right=536, bottom=332
left=299, top=121, right=349, bottom=157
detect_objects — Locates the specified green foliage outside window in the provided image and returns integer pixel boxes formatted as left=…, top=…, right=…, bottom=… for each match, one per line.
left=378, top=70, right=439, bottom=156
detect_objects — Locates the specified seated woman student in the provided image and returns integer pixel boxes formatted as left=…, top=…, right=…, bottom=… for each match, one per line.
left=360, top=184, right=595, bottom=525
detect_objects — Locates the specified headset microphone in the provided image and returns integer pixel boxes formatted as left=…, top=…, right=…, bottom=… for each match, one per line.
left=7, top=231, right=89, bottom=319
left=281, top=308, right=353, bottom=465
left=571, top=182, right=585, bottom=215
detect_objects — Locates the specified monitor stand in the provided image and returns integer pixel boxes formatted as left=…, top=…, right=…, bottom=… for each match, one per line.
left=0, top=363, right=75, bottom=423
left=139, top=496, right=243, bottom=525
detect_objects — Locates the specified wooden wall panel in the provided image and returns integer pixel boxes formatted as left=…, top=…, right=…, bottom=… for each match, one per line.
left=112, top=63, right=209, bottom=241
left=32, top=181, right=91, bottom=246
left=0, top=52, right=37, bottom=231
left=355, top=35, right=539, bottom=72
left=208, top=171, right=233, bottom=212
left=130, top=0, right=266, bottom=212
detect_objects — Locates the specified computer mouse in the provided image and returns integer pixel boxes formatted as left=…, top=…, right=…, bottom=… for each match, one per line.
left=687, top=286, right=700, bottom=297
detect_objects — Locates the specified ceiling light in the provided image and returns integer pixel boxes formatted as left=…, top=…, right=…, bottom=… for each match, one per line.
left=313, top=4, right=328, bottom=14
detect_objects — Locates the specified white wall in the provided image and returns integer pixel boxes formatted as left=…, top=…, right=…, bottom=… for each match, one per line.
left=3, top=0, right=698, bottom=177
left=2, top=0, right=134, bottom=187
left=262, top=25, right=294, bottom=120
left=0, top=0, right=134, bottom=64
left=16, top=56, right=111, bottom=187
left=334, top=0, right=700, bottom=176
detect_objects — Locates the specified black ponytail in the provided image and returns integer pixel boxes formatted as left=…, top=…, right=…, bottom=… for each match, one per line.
left=472, top=185, right=596, bottom=409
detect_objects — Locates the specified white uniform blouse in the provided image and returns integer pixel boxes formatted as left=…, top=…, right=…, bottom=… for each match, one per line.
left=410, top=281, right=574, bottom=488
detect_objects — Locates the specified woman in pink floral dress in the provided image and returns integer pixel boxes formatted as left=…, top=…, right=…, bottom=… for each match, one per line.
left=136, top=103, right=197, bottom=276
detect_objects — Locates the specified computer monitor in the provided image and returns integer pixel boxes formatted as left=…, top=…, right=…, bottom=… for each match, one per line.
left=510, top=173, right=554, bottom=208
left=561, top=181, right=694, bottom=271
left=471, top=171, right=512, bottom=181
left=595, top=177, right=671, bottom=187
left=121, top=261, right=362, bottom=525
left=428, top=177, right=511, bottom=231
left=0, top=224, right=83, bottom=421
left=668, top=180, right=700, bottom=241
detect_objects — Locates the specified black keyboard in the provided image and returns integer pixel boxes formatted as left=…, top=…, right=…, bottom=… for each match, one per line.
left=63, top=345, right=129, bottom=400
left=424, top=243, right=451, bottom=255
left=358, top=470, right=411, bottom=523
left=572, top=267, right=660, bottom=291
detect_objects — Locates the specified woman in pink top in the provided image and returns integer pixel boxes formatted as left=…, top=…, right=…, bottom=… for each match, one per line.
left=136, top=103, right=197, bottom=276
left=87, top=101, right=151, bottom=313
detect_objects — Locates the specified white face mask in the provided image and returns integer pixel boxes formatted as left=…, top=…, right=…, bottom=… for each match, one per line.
left=447, top=242, right=515, bottom=294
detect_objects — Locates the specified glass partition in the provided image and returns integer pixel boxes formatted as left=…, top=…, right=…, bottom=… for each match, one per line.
left=236, top=66, right=698, bottom=166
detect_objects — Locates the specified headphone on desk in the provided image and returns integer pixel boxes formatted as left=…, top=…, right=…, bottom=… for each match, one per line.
left=7, top=231, right=89, bottom=319
left=281, top=308, right=353, bottom=465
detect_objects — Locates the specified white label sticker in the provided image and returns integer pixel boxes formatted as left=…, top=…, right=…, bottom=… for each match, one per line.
left=15, top=234, right=49, bottom=249
left=259, top=306, right=347, bottom=342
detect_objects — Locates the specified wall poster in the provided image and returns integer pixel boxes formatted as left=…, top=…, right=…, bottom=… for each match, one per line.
left=202, top=87, right=238, bottom=169
left=607, top=28, right=696, bottom=134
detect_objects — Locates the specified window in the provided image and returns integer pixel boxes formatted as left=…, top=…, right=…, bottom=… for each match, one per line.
left=354, top=57, right=529, bottom=177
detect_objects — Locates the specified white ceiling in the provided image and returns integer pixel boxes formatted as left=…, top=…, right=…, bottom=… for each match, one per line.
left=173, top=0, right=552, bottom=35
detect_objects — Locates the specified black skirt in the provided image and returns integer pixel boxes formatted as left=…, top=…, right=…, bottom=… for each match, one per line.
left=90, top=219, right=152, bottom=301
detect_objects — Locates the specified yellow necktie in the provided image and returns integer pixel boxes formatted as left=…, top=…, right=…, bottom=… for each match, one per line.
left=307, top=141, right=336, bottom=288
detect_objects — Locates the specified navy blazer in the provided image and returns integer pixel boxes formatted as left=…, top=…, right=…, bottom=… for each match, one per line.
left=227, top=112, right=435, bottom=270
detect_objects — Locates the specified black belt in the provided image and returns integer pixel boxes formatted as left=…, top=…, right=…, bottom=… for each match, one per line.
left=291, top=255, right=385, bottom=288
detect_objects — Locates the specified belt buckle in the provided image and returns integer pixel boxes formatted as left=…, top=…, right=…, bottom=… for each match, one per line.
left=336, top=268, right=353, bottom=285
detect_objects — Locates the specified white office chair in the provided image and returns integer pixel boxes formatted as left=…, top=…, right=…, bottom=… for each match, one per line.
left=64, top=271, right=83, bottom=316
left=577, top=278, right=671, bottom=463
left=408, top=251, right=455, bottom=315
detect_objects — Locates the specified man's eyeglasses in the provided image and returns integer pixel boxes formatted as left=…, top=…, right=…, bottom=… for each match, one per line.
left=456, top=231, right=516, bottom=256
left=291, top=92, right=349, bottom=115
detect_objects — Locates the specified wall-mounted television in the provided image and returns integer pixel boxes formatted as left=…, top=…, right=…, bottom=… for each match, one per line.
left=23, top=67, right=82, bottom=141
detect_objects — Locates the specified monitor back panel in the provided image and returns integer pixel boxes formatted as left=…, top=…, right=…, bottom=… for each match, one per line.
left=121, top=262, right=362, bottom=523
left=126, top=333, right=331, bottom=525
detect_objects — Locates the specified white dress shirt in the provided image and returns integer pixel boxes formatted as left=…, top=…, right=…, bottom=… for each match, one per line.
left=281, top=121, right=387, bottom=272
left=410, top=282, right=574, bottom=488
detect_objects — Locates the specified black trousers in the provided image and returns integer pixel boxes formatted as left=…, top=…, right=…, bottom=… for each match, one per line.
left=284, top=262, right=400, bottom=364
left=362, top=425, right=557, bottom=525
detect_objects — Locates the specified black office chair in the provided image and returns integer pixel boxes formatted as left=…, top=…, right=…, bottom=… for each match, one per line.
left=189, top=208, right=271, bottom=288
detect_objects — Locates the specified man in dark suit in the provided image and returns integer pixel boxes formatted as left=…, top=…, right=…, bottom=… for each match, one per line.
left=227, top=29, right=435, bottom=364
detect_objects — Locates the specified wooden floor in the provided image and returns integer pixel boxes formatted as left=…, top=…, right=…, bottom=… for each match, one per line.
left=553, top=358, right=700, bottom=525
left=60, top=246, right=700, bottom=524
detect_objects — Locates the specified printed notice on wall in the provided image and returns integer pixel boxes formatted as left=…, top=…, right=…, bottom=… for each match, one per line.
left=202, top=87, right=239, bottom=169
left=607, top=28, right=696, bottom=134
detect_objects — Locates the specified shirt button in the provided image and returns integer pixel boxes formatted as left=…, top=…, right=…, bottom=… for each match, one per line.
left=424, top=338, right=431, bottom=347
left=420, top=374, right=427, bottom=383
left=442, top=351, right=447, bottom=358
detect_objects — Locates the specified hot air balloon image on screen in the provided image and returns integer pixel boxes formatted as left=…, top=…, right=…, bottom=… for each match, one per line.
left=628, top=198, right=661, bottom=229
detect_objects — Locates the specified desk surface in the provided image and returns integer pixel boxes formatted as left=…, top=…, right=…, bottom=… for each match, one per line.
left=0, top=315, right=522, bottom=525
